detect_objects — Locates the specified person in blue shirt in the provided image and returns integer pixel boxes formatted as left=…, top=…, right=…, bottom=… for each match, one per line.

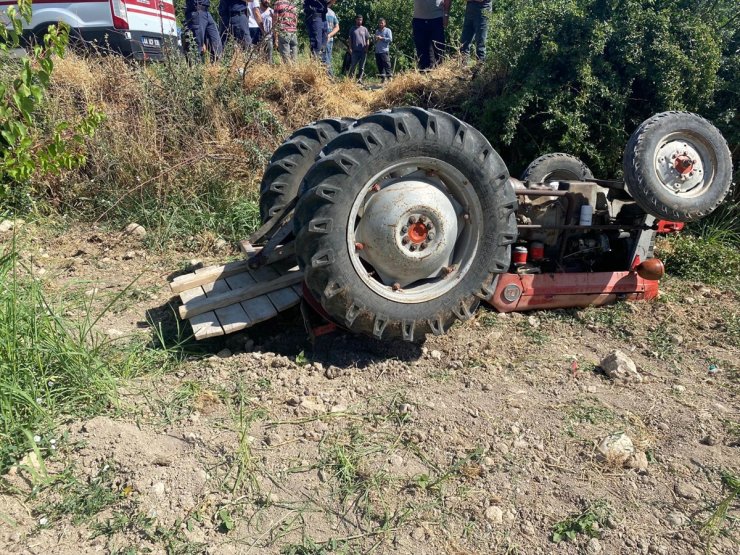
left=323, top=7, right=339, bottom=72
left=184, top=0, right=223, bottom=60
left=460, top=0, right=492, bottom=62
left=374, top=18, right=392, bottom=82
left=219, top=0, right=253, bottom=50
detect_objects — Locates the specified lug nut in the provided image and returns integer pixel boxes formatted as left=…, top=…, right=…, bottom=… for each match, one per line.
left=401, top=237, right=409, bottom=245
left=408, top=216, right=417, bottom=224
left=401, top=225, right=408, bottom=233
left=355, top=242, right=364, bottom=251
left=427, top=231, right=436, bottom=240
left=392, top=282, right=401, bottom=291
left=420, top=242, right=428, bottom=250
left=425, top=222, right=433, bottom=230
left=418, top=215, right=427, bottom=224
left=410, top=244, right=417, bottom=252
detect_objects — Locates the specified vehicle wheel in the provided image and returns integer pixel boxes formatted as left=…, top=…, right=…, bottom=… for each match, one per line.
left=521, top=152, right=594, bottom=183
left=623, top=111, right=733, bottom=222
left=259, top=118, right=355, bottom=222
left=294, top=107, right=518, bottom=341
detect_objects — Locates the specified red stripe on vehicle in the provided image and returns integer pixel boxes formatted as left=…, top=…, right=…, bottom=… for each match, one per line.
left=125, top=7, right=176, bottom=21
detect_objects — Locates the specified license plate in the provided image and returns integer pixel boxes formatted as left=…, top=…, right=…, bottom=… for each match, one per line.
left=141, top=37, right=161, bottom=48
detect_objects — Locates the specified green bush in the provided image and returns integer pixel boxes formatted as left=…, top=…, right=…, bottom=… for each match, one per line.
left=460, top=0, right=735, bottom=176
left=660, top=235, right=740, bottom=290
left=0, top=0, right=102, bottom=211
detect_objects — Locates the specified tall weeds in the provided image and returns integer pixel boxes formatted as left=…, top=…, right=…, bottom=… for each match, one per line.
left=0, top=242, right=173, bottom=469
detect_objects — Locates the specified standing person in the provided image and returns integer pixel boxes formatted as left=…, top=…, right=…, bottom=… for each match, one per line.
left=374, top=18, right=392, bottom=82
left=303, top=0, right=335, bottom=60
left=324, top=6, right=340, bottom=71
left=184, top=0, right=223, bottom=60
left=219, top=0, right=252, bottom=50
left=412, top=0, right=451, bottom=70
left=248, top=0, right=263, bottom=46
left=260, top=0, right=275, bottom=62
left=347, top=14, right=370, bottom=82
left=460, top=0, right=492, bottom=62
left=273, top=0, right=299, bottom=63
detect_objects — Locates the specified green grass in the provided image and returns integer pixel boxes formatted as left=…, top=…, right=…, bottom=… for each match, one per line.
left=0, top=243, right=178, bottom=471
left=700, top=471, right=740, bottom=553
left=551, top=500, right=611, bottom=543
left=659, top=204, right=740, bottom=292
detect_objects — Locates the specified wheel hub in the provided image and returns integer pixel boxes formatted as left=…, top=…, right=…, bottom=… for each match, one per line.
left=656, top=140, right=706, bottom=194
left=353, top=179, right=461, bottom=288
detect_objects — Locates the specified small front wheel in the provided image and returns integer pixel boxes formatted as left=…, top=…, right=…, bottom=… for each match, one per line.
left=623, top=112, right=733, bottom=222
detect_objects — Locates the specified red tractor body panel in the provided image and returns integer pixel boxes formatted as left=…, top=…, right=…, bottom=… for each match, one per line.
left=487, top=271, right=660, bottom=313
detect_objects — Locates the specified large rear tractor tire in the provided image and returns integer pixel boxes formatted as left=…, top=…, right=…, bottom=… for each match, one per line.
left=259, top=118, right=355, bottom=222
left=521, top=152, right=594, bottom=183
left=294, top=107, right=518, bottom=341
left=623, top=112, right=733, bottom=222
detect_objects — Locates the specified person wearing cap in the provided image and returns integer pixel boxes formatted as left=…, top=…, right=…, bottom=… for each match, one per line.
left=412, top=0, right=451, bottom=70
left=460, top=0, right=492, bottom=62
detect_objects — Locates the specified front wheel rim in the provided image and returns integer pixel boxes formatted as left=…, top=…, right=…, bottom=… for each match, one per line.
left=653, top=131, right=716, bottom=198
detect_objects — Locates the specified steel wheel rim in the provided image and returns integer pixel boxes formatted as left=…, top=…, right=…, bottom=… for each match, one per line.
left=653, top=131, right=716, bottom=198
left=346, top=157, right=483, bottom=304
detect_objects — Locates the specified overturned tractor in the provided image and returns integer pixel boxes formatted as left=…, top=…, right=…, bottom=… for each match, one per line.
left=170, top=108, right=733, bottom=342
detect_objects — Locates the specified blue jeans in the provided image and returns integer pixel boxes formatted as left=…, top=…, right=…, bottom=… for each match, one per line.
left=412, top=17, right=445, bottom=70
left=185, top=10, right=223, bottom=60
left=306, top=13, right=327, bottom=58
left=460, top=3, right=490, bottom=61
left=324, top=38, right=334, bottom=72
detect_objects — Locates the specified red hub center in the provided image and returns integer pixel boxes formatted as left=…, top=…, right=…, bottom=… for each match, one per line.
left=673, top=154, right=694, bottom=175
left=407, top=222, right=429, bottom=244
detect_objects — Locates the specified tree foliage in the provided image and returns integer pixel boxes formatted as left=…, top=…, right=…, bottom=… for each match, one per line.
left=0, top=0, right=103, bottom=210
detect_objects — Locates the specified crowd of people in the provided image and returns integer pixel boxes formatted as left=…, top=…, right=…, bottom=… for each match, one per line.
left=182, top=1, right=493, bottom=82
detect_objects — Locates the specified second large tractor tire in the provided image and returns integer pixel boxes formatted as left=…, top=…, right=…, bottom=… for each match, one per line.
left=521, top=152, right=594, bottom=183
left=294, top=107, right=518, bottom=341
left=259, top=118, right=354, bottom=222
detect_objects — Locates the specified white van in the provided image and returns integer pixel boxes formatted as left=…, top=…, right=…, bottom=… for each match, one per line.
left=3, top=0, right=179, bottom=60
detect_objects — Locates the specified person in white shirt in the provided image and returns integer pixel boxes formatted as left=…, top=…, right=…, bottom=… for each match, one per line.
left=260, top=0, right=274, bottom=62
left=248, top=0, right=263, bottom=45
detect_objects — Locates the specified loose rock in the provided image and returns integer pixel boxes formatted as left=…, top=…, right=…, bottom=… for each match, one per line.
left=484, top=505, right=504, bottom=524
left=665, top=511, right=689, bottom=527
left=124, top=223, right=146, bottom=237
left=597, top=432, right=635, bottom=465
left=674, top=482, right=701, bottom=501
left=587, top=538, right=602, bottom=554
left=600, top=350, right=642, bottom=382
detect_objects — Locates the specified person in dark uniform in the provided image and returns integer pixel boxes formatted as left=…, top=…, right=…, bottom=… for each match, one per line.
left=219, top=0, right=253, bottom=49
left=303, top=0, right=335, bottom=59
left=184, top=0, right=223, bottom=60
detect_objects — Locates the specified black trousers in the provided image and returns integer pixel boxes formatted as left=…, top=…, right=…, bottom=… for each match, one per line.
left=375, top=52, right=391, bottom=80
left=412, top=17, right=445, bottom=70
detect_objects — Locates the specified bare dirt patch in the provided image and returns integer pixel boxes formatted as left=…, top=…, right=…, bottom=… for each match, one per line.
left=1, top=225, right=738, bottom=554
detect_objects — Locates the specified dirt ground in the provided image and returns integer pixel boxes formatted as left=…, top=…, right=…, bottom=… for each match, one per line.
left=1, top=224, right=738, bottom=555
